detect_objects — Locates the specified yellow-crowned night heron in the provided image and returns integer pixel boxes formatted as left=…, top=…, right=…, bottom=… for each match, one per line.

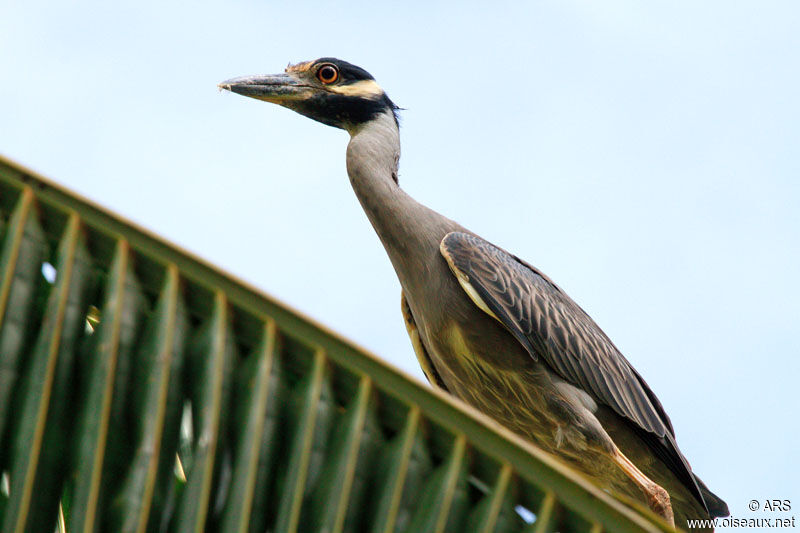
left=219, top=58, right=729, bottom=527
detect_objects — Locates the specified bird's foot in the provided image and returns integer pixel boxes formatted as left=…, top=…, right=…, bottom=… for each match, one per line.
left=647, top=483, right=675, bottom=527
left=612, top=449, right=676, bottom=528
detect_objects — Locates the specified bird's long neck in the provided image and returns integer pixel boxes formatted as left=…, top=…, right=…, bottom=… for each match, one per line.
left=346, top=110, right=457, bottom=290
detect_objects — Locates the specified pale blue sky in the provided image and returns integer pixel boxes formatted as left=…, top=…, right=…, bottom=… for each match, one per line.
left=1, top=1, right=797, bottom=528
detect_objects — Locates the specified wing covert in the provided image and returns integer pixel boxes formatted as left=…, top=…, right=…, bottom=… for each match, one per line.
left=439, top=231, right=673, bottom=438
left=440, top=231, right=709, bottom=513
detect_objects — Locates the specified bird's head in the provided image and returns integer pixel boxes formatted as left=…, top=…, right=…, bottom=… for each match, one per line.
left=219, top=58, right=398, bottom=132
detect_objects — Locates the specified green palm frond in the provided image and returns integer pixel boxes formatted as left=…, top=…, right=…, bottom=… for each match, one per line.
left=0, top=155, right=669, bottom=533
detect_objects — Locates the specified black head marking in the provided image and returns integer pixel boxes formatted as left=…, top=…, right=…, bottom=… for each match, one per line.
left=286, top=57, right=400, bottom=129
left=313, top=57, right=376, bottom=82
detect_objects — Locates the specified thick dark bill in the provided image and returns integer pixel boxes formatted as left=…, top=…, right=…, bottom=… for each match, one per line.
left=217, top=73, right=314, bottom=102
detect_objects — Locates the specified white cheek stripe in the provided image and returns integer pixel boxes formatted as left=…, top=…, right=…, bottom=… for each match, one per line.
left=329, top=79, right=384, bottom=98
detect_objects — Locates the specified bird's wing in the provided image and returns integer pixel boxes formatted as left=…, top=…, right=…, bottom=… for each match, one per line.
left=439, top=231, right=708, bottom=510
left=439, top=231, right=673, bottom=437
left=401, top=291, right=448, bottom=391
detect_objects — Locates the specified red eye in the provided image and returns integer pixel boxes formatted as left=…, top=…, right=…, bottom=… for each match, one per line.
left=317, top=64, right=339, bottom=84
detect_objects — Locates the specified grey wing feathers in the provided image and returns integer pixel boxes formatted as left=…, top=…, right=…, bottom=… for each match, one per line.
left=401, top=291, right=448, bottom=391
left=439, top=231, right=673, bottom=439
left=439, top=231, right=709, bottom=511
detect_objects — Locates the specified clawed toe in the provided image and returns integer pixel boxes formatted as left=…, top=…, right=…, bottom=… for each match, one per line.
left=648, top=484, right=674, bottom=526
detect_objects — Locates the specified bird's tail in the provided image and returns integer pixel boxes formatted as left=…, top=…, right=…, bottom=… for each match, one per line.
left=694, top=474, right=729, bottom=517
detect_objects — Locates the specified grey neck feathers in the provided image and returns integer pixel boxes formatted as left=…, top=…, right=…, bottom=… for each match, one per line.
left=346, top=109, right=401, bottom=185
left=346, top=109, right=461, bottom=290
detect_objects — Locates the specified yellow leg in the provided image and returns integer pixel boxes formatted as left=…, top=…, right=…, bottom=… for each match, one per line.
left=612, top=448, right=675, bottom=526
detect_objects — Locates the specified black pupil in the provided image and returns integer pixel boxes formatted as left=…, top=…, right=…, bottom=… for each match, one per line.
left=320, top=66, right=336, bottom=81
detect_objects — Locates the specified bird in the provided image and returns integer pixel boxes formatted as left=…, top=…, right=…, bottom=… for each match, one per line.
left=219, top=58, right=729, bottom=528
